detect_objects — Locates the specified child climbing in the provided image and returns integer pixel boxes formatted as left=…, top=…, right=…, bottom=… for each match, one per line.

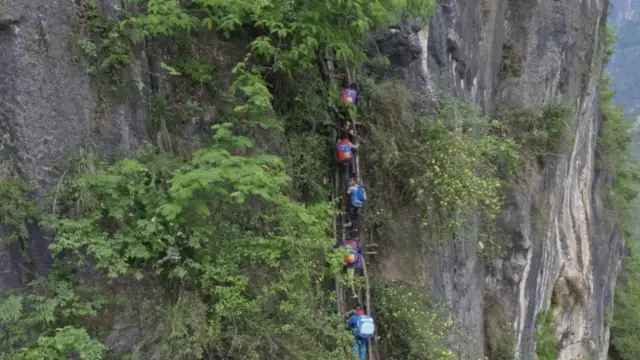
left=336, top=137, right=358, bottom=188
left=340, top=81, right=359, bottom=136
left=346, top=305, right=375, bottom=360
left=344, top=176, right=366, bottom=234
left=334, top=238, right=363, bottom=298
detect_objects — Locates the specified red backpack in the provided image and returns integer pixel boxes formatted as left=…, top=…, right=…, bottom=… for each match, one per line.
left=336, top=139, right=352, bottom=162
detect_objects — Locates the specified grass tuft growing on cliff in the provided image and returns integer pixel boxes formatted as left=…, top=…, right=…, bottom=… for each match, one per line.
left=484, top=296, right=515, bottom=360
left=534, top=310, right=559, bottom=360
left=0, top=177, right=37, bottom=243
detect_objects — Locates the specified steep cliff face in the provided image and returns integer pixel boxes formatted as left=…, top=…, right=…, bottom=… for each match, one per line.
left=0, top=0, right=149, bottom=287
left=0, top=0, right=617, bottom=359
left=373, top=0, right=615, bottom=359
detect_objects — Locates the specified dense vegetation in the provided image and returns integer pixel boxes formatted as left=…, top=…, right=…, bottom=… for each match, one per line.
left=1, top=0, right=470, bottom=359
left=0, top=1, right=630, bottom=360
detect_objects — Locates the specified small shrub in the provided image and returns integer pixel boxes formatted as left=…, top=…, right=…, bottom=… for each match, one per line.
left=366, top=92, right=519, bottom=244
left=610, top=242, right=640, bottom=360
left=496, top=103, right=572, bottom=155
left=73, top=0, right=131, bottom=90
left=0, top=177, right=38, bottom=243
left=287, top=132, right=332, bottom=202
left=0, top=277, right=107, bottom=359
left=371, top=280, right=456, bottom=360
left=499, top=43, right=523, bottom=79
left=484, top=297, right=515, bottom=360
left=535, top=310, right=559, bottom=360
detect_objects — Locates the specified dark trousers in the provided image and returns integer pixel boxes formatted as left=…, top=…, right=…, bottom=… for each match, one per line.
left=347, top=205, right=360, bottom=232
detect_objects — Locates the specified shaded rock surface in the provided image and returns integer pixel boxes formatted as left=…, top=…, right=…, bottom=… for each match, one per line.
left=0, top=0, right=619, bottom=360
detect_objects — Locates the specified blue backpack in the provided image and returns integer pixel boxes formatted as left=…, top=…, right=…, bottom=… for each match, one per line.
left=355, top=315, right=375, bottom=339
left=350, top=185, right=366, bottom=207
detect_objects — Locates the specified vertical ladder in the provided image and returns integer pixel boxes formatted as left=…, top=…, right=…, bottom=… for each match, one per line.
left=323, top=54, right=376, bottom=360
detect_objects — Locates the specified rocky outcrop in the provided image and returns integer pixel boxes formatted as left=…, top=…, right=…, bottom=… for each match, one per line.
left=372, top=0, right=616, bottom=359
left=0, top=0, right=618, bottom=360
left=0, top=0, right=148, bottom=286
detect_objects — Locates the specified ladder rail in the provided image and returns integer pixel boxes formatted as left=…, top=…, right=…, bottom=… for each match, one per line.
left=323, top=54, right=376, bottom=360
left=348, top=96, right=377, bottom=360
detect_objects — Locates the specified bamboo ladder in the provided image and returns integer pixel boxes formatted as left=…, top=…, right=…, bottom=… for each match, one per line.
left=325, top=59, right=377, bottom=360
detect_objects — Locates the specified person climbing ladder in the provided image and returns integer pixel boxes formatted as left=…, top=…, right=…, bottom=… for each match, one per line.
left=336, top=137, right=358, bottom=189
left=346, top=305, right=375, bottom=360
left=334, top=237, right=364, bottom=298
left=344, top=176, right=366, bottom=234
left=340, top=81, right=359, bottom=138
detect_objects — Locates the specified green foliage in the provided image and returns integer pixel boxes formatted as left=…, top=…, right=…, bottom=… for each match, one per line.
left=371, top=280, right=456, bottom=360
left=411, top=100, right=519, bottom=237
left=0, top=277, right=107, bottom=360
left=21, top=0, right=470, bottom=358
left=610, top=243, right=640, bottom=360
left=0, top=177, right=38, bottom=243
left=601, top=88, right=640, bottom=232
left=534, top=310, right=559, bottom=360
left=484, top=298, right=515, bottom=360
left=605, top=25, right=616, bottom=65
left=46, top=124, right=353, bottom=359
left=496, top=103, right=573, bottom=156
left=74, top=0, right=131, bottom=84
left=599, top=75, right=640, bottom=238
left=106, top=0, right=436, bottom=127
left=363, top=84, right=519, bottom=247
left=287, top=132, right=332, bottom=202
left=499, top=43, right=523, bottom=79
left=602, top=25, right=640, bottom=360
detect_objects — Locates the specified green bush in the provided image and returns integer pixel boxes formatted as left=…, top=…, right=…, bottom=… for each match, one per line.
left=484, top=298, right=515, bottom=360
left=610, top=242, right=640, bottom=360
left=363, top=88, right=520, bottom=248
left=287, top=132, right=332, bottom=202
left=371, top=280, right=456, bottom=360
left=599, top=75, right=640, bottom=236
left=0, top=177, right=38, bottom=243
left=43, top=124, right=355, bottom=359
left=535, top=310, right=559, bottom=360
left=496, top=103, right=572, bottom=156
left=0, top=276, right=108, bottom=359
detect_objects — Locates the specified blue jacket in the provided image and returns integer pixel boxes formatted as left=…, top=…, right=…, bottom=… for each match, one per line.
left=348, top=185, right=363, bottom=207
left=347, top=313, right=364, bottom=336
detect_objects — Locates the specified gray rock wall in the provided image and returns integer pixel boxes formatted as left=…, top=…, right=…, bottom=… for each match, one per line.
left=371, top=0, right=616, bottom=359
left=0, top=0, right=618, bottom=359
left=0, top=0, right=148, bottom=287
